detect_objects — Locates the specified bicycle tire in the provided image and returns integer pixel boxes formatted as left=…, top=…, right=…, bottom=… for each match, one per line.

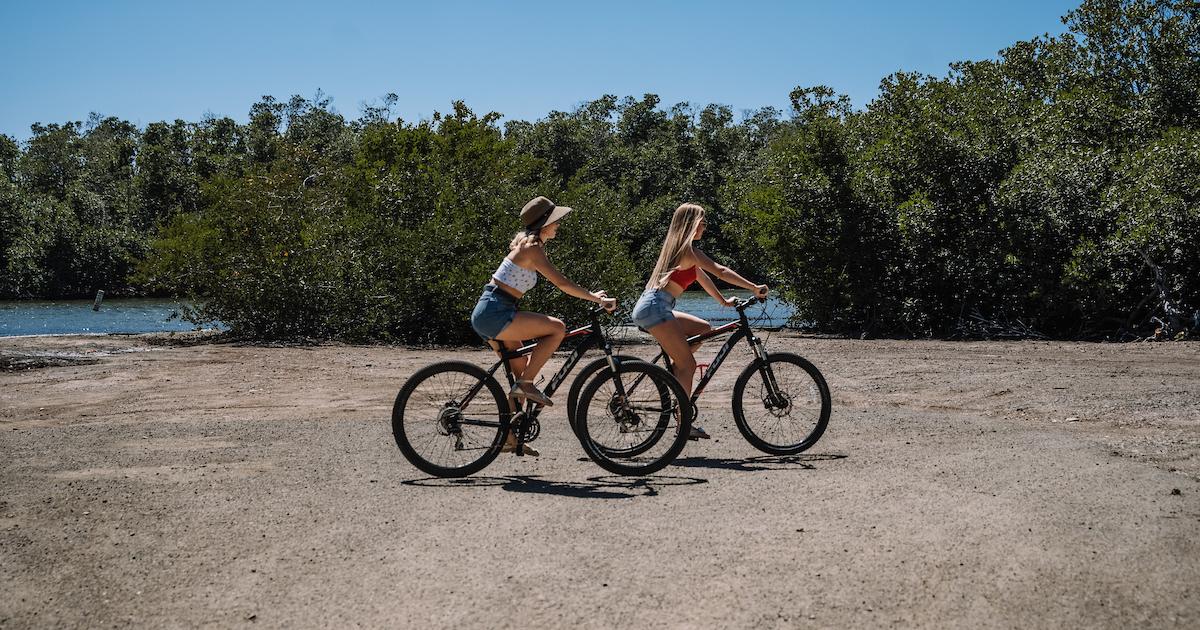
left=392, top=360, right=509, bottom=477
left=731, top=352, right=830, bottom=455
left=576, top=361, right=691, bottom=475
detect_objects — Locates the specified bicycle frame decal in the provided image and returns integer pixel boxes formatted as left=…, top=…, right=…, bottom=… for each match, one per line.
left=689, top=328, right=746, bottom=401
left=544, top=334, right=596, bottom=397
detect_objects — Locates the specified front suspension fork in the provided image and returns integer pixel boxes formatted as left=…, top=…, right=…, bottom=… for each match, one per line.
left=751, top=340, right=785, bottom=408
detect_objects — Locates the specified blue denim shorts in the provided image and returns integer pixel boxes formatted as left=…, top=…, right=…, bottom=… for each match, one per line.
left=631, top=288, right=677, bottom=330
left=471, top=284, right=518, bottom=341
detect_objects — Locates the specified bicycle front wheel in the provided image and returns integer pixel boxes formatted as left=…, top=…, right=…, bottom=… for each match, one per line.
left=576, top=361, right=691, bottom=475
left=732, top=352, right=830, bottom=455
left=566, top=354, right=641, bottom=432
left=392, top=361, right=509, bottom=477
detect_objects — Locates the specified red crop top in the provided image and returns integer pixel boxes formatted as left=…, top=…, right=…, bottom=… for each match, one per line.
left=667, top=265, right=698, bottom=288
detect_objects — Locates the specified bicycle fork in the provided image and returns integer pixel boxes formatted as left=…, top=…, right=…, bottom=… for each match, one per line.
left=601, top=341, right=635, bottom=407
left=750, top=337, right=786, bottom=408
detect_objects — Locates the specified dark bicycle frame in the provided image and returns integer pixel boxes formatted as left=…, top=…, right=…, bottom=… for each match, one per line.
left=643, top=298, right=784, bottom=407
left=454, top=308, right=626, bottom=452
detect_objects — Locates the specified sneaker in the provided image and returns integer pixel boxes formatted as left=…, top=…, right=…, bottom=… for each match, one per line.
left=688, top=425, right=711, bottom=440
left=509, top=380, right=553, bottom=407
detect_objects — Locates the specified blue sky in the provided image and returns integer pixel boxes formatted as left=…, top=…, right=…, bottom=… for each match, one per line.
left=1, top=0, right=1082, bottom=140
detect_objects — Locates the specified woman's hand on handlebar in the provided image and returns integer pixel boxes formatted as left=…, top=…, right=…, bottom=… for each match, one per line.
left=592, top=290, right=617, bottom=312
left=720, top=295, right=738, bottom=308
left=753, top=284, right=769, bottom=299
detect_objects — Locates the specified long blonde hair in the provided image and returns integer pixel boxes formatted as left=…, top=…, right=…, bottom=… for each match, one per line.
left=647, top=203, right=705, bottom=289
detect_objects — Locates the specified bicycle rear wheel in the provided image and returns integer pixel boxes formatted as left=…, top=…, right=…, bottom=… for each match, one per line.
left=576, top=361, right=691, bottom=475
left=392, top=361, right=509, bottom=477
left=732, top=353, right=830, bottom=455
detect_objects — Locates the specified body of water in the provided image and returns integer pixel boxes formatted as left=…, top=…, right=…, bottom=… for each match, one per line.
left=0, top=291, right=795, bottom=337
left=672, top=290, right=794, bottom=327
left=0, top=298, right=215, bottom=337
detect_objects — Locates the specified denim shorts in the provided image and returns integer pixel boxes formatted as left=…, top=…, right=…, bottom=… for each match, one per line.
left=471, top=284, right=518, bottom=341
left=631, top=288, right=677, bottom=330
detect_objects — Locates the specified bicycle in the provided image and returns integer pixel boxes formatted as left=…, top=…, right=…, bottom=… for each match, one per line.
left=570, top=297, right=831, bottom=457
left=391, top=307, right=692, bottom=478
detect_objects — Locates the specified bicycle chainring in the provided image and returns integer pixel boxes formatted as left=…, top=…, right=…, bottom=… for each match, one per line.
left=510, top=413, right=541, bottom=443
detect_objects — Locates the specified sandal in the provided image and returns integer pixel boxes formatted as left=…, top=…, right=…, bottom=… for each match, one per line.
left=500, top=433, right=540, bottom=457
left=509, top=380, right=553, bottom=407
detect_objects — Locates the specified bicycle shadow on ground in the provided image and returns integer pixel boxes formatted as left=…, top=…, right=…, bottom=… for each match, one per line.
left=670, top=453, right=847, bottom=472
left=402, top=474, right=708, bottom=499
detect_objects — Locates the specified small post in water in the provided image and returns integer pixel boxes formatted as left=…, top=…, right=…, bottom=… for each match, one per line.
left=92, top=290, right=105, bottom=311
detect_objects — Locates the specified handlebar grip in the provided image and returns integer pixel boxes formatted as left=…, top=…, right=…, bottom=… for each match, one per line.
left=733, top=296, right=767, bottom=311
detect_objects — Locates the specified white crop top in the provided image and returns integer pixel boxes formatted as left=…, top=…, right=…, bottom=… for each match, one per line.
left=492, top=257, right=537, bottom=293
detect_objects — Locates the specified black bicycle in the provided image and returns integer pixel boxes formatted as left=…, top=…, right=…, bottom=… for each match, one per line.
left=570, top=297, right=831, bottom=457
left=391, top=307, right=692, bottom=478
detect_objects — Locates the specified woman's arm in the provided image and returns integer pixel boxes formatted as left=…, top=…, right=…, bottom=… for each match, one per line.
left=695, top=266, right=736, bottom=306
left=693, top=248, right=768, bottom=297
left=525, top=245, right=615, bottom=308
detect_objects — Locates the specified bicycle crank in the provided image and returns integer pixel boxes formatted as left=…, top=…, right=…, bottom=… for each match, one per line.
left=510, top=413, right=541, bottom=443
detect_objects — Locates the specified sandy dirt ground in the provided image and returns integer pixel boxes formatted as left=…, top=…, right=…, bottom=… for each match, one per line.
left=2, top=331, right=1198, bottom=628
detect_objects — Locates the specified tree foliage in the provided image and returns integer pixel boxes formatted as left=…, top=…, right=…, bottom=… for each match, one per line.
left=3, top=0, right=1197, bottom=341
left=741, top=0, right=1198, bottom=337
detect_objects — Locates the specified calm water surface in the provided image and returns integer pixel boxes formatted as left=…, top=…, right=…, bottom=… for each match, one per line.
left=0, top=298, right=217, bottom=337
left=673, top=290, right=795, bottom=327
left=0, top=291, right=794, bottom=337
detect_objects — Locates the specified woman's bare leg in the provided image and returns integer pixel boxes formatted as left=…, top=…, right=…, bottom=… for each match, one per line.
left=493, top=311, right=566, bottom=396
left=489, top=313, right=562, bottom=454
left=672, top=310, right=713, bottom=354
left=648, top=313, right=714, bottom=438
left=487, top=340, right=529, bottom=412
left=646, top=318, right=697, bottom=394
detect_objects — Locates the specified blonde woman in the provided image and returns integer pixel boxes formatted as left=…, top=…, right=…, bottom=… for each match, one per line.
left=471, top=196, right=616, bottom=453
left=631, top=203, right=768, bottom=439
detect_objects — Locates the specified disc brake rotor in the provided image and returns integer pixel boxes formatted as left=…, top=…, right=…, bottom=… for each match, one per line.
left=607, top=394, right=643, bottom=432
left=761, top=390, right=792, bottom=417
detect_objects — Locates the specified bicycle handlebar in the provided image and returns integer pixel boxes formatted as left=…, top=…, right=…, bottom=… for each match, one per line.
left=734, top=297, right=765, bottom=312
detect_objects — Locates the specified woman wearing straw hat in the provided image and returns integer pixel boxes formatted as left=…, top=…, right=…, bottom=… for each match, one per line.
left=471, top=196, right=616, bottom=453
left=631, top=202, right=768, bottom=439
